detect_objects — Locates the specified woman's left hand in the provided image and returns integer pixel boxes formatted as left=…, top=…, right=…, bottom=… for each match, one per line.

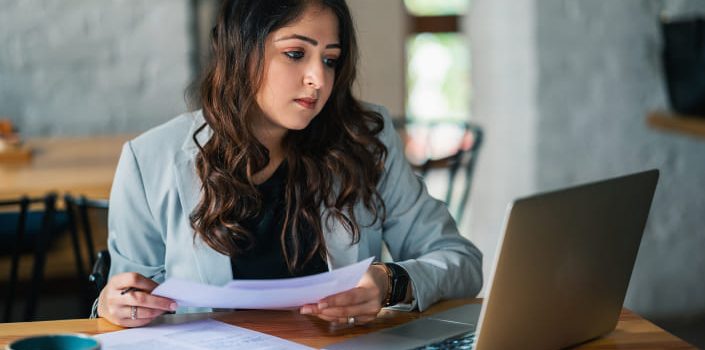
left=299, top=264, right=389, bottom=325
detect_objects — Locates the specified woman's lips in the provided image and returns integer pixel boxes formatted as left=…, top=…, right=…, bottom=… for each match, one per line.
left=295, top=98, right=317, bottom=109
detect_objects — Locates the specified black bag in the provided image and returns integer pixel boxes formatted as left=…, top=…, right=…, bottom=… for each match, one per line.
left=662, top=17, right=705, bottom=116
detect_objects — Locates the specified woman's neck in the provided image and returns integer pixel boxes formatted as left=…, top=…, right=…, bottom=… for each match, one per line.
left=252, top=152, right=284, bottom=185
left=251, top=121, right=287, bottom=185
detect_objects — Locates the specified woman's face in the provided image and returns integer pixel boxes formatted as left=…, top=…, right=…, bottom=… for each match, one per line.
left=254, top=5, right=340, bottom=137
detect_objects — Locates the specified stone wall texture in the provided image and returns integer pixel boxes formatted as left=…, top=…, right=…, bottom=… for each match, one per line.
left=0, top=0, right=193, bottom=136
left=535, top=0, right=705, bottom=321
left=468, top=0, right=705, bottom=342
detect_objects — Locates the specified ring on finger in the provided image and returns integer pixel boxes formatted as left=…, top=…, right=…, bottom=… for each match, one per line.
left=131, top=305, right=138, bottom=320
left=347, top=316, right=355, bottom=325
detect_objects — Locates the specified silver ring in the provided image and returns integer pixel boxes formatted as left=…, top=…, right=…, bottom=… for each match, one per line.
left=347, top=316, right=355, bottom=325
left=131, top=306, right=137, bottom=320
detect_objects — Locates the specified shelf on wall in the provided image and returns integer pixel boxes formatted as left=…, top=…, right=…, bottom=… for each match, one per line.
left=647, top=111, right=705, bottom=139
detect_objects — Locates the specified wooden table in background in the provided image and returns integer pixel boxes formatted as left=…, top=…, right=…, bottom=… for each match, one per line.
left=0, top=299, right=694, bottom=349
left=0, top=135, right=131, bottom=201
left=0, top=135, right=131, bottom=282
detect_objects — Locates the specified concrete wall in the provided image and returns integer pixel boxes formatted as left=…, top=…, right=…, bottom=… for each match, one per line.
left=534, top=0, right=705, bottom=322
left=0, top=0, right=192, bottom=137
left=348, top=0, right=407, bottom=118
left=465, top=0, right=538, bottom=292
left=467, top=0, right=705, bottom=337
left=0, top=1, right=404, bottom=136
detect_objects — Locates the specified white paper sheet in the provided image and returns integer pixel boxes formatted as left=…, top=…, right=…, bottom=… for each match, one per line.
left=152, top=257, right=373, bottom=309
left=95, top=318, right=314, bottom=350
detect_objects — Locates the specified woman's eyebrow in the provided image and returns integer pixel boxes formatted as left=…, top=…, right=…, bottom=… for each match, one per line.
left=275, top=34, right=341, bottom=49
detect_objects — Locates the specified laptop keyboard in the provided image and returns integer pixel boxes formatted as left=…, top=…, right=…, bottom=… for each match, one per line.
left=413, top=331, right=476, bottom=350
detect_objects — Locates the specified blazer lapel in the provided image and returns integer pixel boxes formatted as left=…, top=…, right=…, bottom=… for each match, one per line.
left=323, top=211, right=360, bottom=269
left=173, top=112, right=232, bottom=286
left=172, top=110, right=361, bottom=281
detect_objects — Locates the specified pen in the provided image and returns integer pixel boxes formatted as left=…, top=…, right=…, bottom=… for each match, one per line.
left=120, top=270, right=166, bottom=295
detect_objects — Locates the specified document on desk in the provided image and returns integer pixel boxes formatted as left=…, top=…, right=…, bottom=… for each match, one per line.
left=95, top=318, right=314, bottom=350
left=152, top=257, right=373, bottom=309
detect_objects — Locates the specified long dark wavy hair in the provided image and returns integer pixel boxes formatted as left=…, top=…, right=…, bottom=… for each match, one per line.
left=189, top=0, right=387, bottom=272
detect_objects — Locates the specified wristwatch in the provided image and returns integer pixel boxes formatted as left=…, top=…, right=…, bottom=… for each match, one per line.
left=385, top=263, right=410, bottom=306
left=388, top=263, right=410, bottom=305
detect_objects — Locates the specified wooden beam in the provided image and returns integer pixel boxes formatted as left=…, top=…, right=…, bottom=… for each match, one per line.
left=411, top=15, right=459, bottom=33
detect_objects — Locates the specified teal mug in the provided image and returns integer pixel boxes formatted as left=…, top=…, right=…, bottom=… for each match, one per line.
left=6, top=334, right=100, bottom=350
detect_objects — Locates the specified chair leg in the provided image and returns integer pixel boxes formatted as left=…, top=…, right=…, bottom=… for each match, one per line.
left=24, top=195, right=56, bottom=321
left=78, top=199, right=97, bottom=269
left=455, top=155, right=480, bottom=224
left=4, top=198, right=29, bottom=323
left=65, top=198, right=87, bottom=282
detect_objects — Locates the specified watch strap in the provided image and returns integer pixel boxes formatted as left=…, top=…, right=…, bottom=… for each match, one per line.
left=372, top=262, right=394, bottom=307
left=386, top=263, right=410, bottom=306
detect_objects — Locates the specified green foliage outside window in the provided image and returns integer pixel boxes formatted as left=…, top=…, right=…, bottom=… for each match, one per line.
left=406, top=33, right=470, bottom=123
left=403, top=0, right=469, bottom=16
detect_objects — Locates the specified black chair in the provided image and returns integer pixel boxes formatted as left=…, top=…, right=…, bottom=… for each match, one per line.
left=89, top=249, right=111, bottom=297
left=0, top=194, right=59, bottom=322
left=64, top=195, right=109, bottom=300
left=63, top=196, right=112, bottom=314
left=63, top=195, right=109, bottom=283
left=403, top=122, right=483, bottom=223
left=88, top=248, right=111, bottom=319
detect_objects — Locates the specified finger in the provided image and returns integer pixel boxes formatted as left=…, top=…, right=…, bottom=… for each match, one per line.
left=111, top=272, right=160, bottom=292
left=108, top=313, right=159, bottom=328
left=353, top=315, right=376, bottom=325
left=124, top=290, right=177, bottom=312
left=301, top=302, right=326, bottom=315
left=333, top=314, right=376, bottom=325
left=320, top=299, right=381, bottom=318
left=319, top=287, right=376, bottom=309
left=120, top=305, right=167, bottom=320
left=314, top=314, right=339, bottom=323
left=117, top=318, right=156, bottom=328
left=317, top=313, right=376, bottom=326
left=103, top=301, right=164, bottom=325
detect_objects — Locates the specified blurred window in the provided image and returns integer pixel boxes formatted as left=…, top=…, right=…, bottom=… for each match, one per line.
left=404, top=0, right=470, bottom=123
left=404, top=0, right=468, bottom=16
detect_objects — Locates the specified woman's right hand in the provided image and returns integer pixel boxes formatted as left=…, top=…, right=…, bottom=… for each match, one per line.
left=97, top=272, right=177, bottom=327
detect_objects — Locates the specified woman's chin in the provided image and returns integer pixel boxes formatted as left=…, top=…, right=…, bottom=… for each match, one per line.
left=285, top=115, right=318, bottom=131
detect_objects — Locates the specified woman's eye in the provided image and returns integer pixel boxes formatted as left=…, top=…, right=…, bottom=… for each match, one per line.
left=323, top=57, right=338, bottom=68
left=284, top=51, right=304, bottom=60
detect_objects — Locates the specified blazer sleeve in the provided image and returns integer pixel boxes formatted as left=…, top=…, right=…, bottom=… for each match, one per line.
left=107, top=141, right=166, bottom=280
left=374, top=105, right=483, bottom=311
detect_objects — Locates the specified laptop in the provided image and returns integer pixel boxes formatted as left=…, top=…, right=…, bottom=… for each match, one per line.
left=325, top=169, right=659, bottom=350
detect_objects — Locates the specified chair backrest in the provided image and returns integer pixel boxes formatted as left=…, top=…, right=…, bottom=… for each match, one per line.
left=0, top=194, right=58, bottom=322
left=403, top=121, right=483, bottom=224
left=89, top=249, right=111, bottom=298
left=63, top=195, right=108, bottom=286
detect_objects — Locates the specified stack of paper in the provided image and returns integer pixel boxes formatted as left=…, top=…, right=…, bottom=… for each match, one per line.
left=152, top=257, right=373, bottom=309
left=96, top=319, right=314, bottom=350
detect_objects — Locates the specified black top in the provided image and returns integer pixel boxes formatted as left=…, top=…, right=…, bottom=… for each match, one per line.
left=230, top=162, right=328, bottom=279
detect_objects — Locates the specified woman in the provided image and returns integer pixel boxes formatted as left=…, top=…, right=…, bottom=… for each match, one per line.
left=97, top=0, right=482, bottom=328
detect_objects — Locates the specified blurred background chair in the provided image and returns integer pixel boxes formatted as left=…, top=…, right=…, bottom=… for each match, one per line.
left=89, top=249, right=110, bottom=299
left=63, top=195, right=109, bottom=305
left=402, top=121, right=483, bottom=224
left=0, top=194, right=64, bottom=322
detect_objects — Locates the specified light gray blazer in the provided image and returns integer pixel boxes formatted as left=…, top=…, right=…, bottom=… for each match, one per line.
left=107, top=103, right=482, bottom=312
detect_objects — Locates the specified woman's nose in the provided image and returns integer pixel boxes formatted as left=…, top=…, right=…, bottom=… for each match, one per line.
left=303, top=62, right=325, bottom=89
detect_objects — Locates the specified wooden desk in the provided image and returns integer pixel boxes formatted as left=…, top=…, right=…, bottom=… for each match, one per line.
left=0, top=299, right=694, bottom=349
left=0, top=135, right=131, bottom=200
